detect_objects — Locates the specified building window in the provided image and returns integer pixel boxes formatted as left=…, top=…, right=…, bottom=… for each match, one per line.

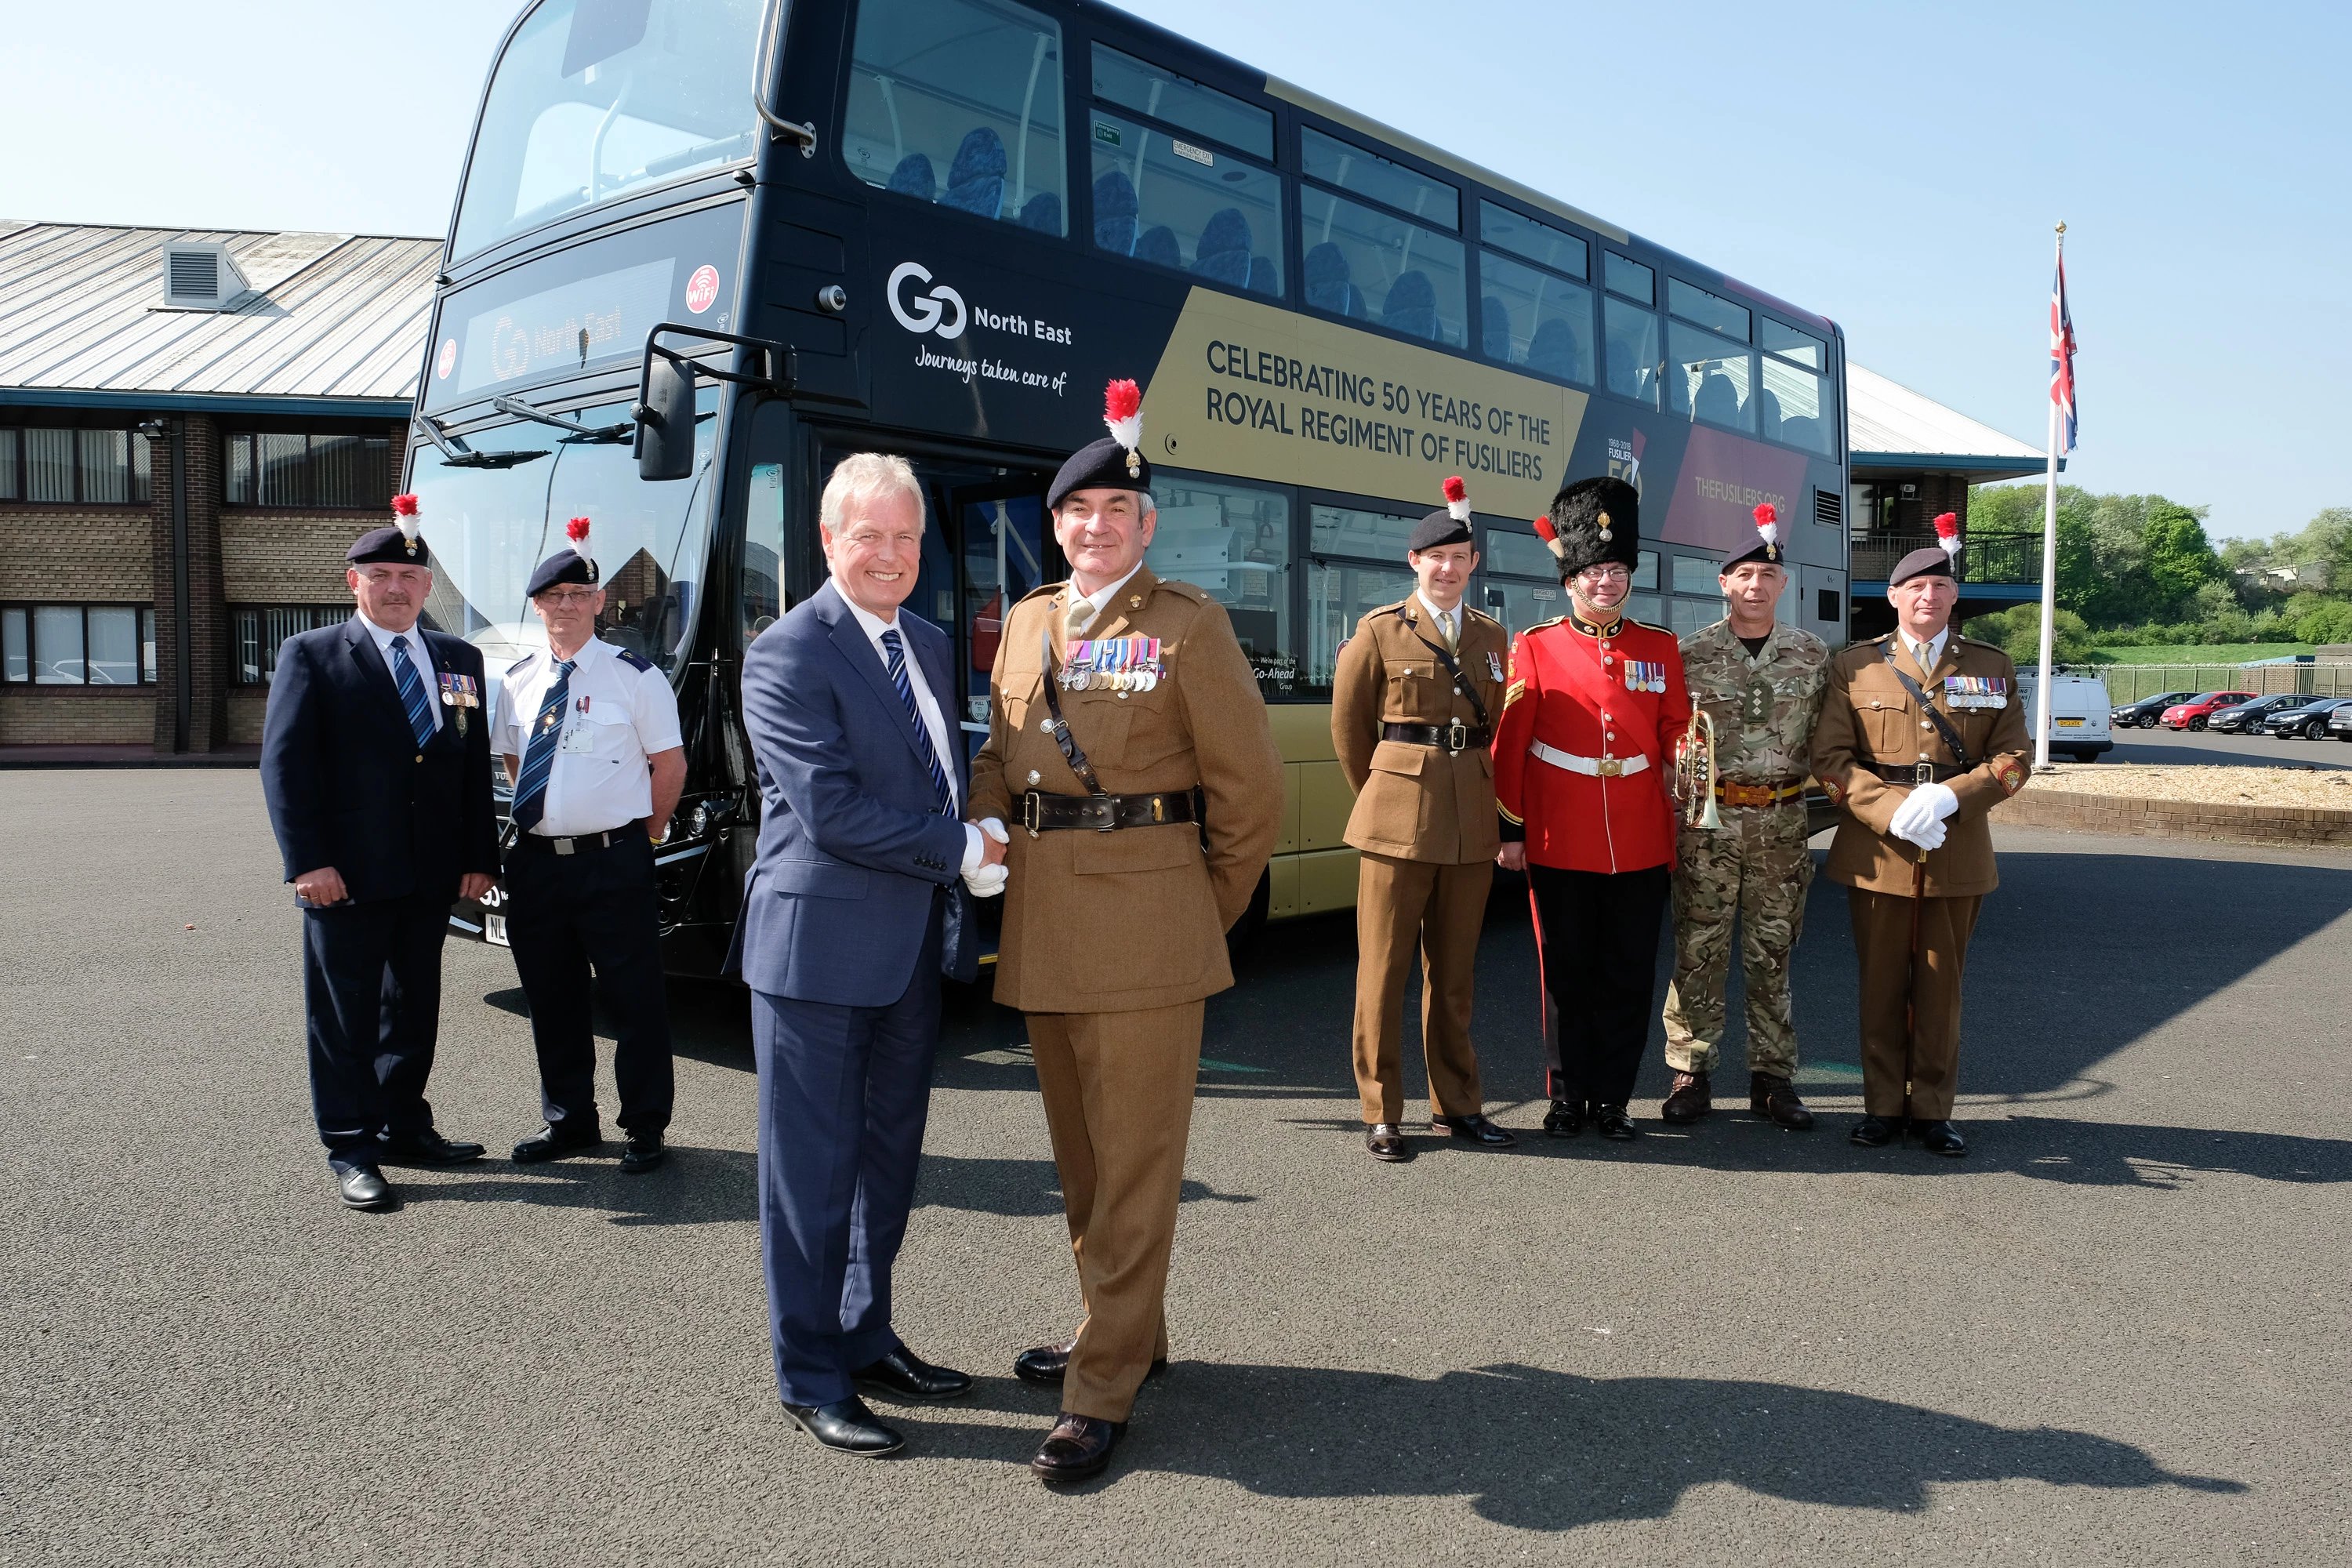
left=222, top=434, right=393, bottom=508
left=1145, top=471, right=1293, bottom=696
left=229, top=606, right=350, bottom=684
left=2, top=604, right=157, bottom=684
left=0, top=429, right=153, bottom=504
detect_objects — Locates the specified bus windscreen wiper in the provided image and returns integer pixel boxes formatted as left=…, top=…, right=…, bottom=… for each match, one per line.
left=414, top=414, right=550, bottom=470
left=491, top=395, right=635, bottom=443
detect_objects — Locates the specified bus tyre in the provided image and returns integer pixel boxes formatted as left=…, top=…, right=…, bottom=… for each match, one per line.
left=1225, top=868, right=1272, bottom=964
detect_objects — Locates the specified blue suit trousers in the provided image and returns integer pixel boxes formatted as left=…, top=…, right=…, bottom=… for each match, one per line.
left=751, top=894, right=943, bottom=1407
left=301, top=889, right=451, bottom=1171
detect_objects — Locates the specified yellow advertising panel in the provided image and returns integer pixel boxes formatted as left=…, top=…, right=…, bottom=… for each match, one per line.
left=1144, top=289, right=1587, bottom=518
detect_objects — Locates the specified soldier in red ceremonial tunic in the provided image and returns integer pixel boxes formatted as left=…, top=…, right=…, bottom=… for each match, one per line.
left=1492, top=477, right=1691, bottom=1141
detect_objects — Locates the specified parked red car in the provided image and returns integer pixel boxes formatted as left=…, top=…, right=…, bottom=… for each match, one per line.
left=2160, top=691, right=2259, bottom=731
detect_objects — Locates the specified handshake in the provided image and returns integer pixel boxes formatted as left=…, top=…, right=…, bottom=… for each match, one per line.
left=963, top=817, right=1011, bottom=898
left=1886, top=781, right=1958, bottom=851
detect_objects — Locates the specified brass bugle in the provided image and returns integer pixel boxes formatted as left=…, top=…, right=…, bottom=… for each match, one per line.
left=1671, top=709, right=1723, bottom=829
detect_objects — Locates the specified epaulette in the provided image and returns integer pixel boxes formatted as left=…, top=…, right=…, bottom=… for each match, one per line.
left=1628, top=619, right=1673, bottom=636
left=1955, top=635, right=2004, bottom=653
left=1464, top=605, right=1501, bottom=626
left=615, top=648, right=655, bottom=673
left=1016, top=581, right=1065, bottom=606
left=1152, top=577, right=1211, bottom=604
left=1523, top=613, right=1570, bottom=633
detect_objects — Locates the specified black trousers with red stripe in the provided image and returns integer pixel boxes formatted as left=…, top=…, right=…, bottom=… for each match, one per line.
left=1528, top=862, right=1671, bottom=1107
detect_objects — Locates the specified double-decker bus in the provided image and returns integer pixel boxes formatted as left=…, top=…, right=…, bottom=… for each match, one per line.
left=415, top=0, right=1851, bottom=972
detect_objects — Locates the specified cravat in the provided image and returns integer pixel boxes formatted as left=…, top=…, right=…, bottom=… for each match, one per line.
left=388, top=635, right=435, bottom=749
left=510, top=658, right=576, bottom=831
left=880, top=628, right=954, bottom=815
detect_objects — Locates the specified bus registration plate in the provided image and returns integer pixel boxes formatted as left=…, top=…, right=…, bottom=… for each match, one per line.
left=485, top=914, right=510, bottom=947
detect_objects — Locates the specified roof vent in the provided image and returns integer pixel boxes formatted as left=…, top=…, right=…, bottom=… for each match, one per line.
left=159, top=241, right=250, bottom=310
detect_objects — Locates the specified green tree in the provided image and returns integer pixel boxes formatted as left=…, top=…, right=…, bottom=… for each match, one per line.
left=2142, top=504, right=2224, bottom=611
left=1962, top=604, right=2095, bottom=666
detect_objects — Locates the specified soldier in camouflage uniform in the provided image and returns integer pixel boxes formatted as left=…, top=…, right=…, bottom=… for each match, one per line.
left=1660, top=506, right=1829, bottom=1130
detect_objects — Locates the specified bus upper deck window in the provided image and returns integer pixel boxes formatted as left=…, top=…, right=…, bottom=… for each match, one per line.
left=1091, top=44, right=1272, bottom=162
left=1603, top=252, right=1653, bottom=304
left=844, top=0, right=1068, bottom=236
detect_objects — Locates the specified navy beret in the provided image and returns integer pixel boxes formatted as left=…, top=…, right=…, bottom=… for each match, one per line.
left=1408, top=477, right=1474, bottom=552
left=1889, top=546, right=1958, bottom=586
left=1048, top=435, right=1151, bottom=512
left=347, top=524, right=427, bottom=566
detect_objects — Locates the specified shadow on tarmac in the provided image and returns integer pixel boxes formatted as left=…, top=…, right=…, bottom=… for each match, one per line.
left=894, top=1363, right=2244, bottom=1526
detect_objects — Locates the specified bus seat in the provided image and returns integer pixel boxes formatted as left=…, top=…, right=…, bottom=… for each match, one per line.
left=1092, top=171, right=1138, bottom=253
left=1305, top=243, right=1357, bottom=317
left=1527, top=317, right=1584, bottom=382
left=1481, top=296, right=1511, bottom=360
left=942, top=128, right=1007, bottom=219
left=1018, top=192, right=1062, bottom=234
left=1384, top=270, right=1439, bottom=339
left=1247, top=255, right=1279, bottom=295
left=1606, top=336, right=1642, bottom=397
left=887, top=153, right=937, bottom=201
left=1192, top=208, right=1254, bottom=285
left=1134, top=224, right=1182, bottom=269
left=1695, top=370, right=1741, bottom=426
left=1756, top=387, right=1785, bottom=436
left=1777, top=415, right=1822, bottom=451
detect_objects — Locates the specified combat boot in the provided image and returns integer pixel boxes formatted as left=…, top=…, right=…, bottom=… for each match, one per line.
left=1661, top=1070, right=1711, bottom=1123
left=1749, top=1072, right=1815, bottom=1131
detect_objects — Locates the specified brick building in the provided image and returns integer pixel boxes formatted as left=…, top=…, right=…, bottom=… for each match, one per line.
left=0, top=221, right=436, bottom=753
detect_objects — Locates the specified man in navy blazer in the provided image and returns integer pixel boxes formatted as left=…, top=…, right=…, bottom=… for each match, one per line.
left=727, top=453, right=1007, bottom=1458
left=260, top=506, right=499, bottom=1212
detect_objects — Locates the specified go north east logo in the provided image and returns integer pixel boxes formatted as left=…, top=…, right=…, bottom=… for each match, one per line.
left=887, top=262, right=967, bottom=339
left=888, top=261, right=1073, bottom=395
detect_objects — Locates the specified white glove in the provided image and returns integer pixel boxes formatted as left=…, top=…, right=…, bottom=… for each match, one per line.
left=1914, top=781, right=1960, bottom=823
left=1887, top=784, right=1955, bottom=851
left=961, top=818, right=1010, bottom=898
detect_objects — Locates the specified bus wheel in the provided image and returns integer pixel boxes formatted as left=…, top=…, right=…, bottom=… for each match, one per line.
left=1225, top=868, right=1272, bottom=964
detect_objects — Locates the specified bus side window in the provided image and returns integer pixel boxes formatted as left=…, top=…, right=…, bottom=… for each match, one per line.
left=843, top=0, right=1068, bottom=237
left=745, top=463, right=786, bottom=645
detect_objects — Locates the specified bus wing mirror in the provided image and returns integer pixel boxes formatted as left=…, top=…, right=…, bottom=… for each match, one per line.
left=635, top=354, right=697, bottom=481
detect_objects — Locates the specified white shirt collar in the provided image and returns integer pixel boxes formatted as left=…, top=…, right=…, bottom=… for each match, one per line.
left=837, top=588, right=906, bottom=648
left=540, top=635, right=604, bottom=672
left=1073, top=564, right=1145, bottom=621
left=358, top=612, right=426, bottom=657
left=1416, top=590, right=1465, bottom=633
left=1905, top=626, right=1949, bottom=671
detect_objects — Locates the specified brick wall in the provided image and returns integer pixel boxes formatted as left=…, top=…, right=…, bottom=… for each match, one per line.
left=2002, top=786, right=2352, bottom=848
left=0, top=504, right=156, bottom=601
left=225, top=688, right=269, bottom=746
left=1882, top=473, right=1971, bottom=535
left=0, top=686, right=155, bottom=745
left=221, top=511, right=369, bottom=601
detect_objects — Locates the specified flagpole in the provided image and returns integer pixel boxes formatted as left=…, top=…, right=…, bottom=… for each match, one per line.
left=2032, top=222, right=2066, bottom=772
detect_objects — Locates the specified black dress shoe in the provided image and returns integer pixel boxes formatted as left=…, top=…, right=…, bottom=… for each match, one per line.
left=618, top=1134, right=666, bottom=1174
left=855, top=1345, right=973, bottom=1403
left=1592, top=1104, right=1640, bottom=1141
left=1366, top=1123, right=1414, bottom=1162
left=1432, top=1113, right=1518, bottom=1148
left=781, top=1396, right=904, bottom=1457
left=1661, top=1070, right=1711, bottom=1124
left=1014, top=1338, right=1167, bottom=1388
left=1542, top=1099, right=1584, bottom=1138
left=1849, top=1115, right=1902, bottom=1148
left=512, top=1123, right=602, bottom=1163
left=337, top=1165, right=398, bottom=1210
left=1031, top=1413, right=1123, bottom=1484
left=379, top=1128, right=485, bottom=1166
left=1748, top=1073, right=1816, bottom=1131
left=1914, top=1119, right=1968, bottom=1156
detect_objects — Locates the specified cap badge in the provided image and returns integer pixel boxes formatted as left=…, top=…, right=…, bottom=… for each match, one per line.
left=1597, top=510, right=1613, bottom=543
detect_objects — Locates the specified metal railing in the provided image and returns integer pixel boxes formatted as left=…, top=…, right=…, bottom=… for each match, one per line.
left=1850, top=531, right=2045, bottom=585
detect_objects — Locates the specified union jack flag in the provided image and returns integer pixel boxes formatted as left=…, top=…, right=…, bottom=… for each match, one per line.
left=2049, top=252, right=2078, bottom=454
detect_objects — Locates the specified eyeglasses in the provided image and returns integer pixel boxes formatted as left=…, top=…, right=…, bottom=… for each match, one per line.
left=536, top=589, right=599, bottom=608
left=1574, top=565, right=1632, bottom=585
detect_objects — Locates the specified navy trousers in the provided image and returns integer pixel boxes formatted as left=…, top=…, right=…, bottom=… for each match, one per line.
left=750, top=897, right=943, bottom=1408
left=301, top=888, right=452, bottom=1171
left=503, top=832, right=674, bottom=1137
left=1530, top=862, right=1671, bottom=1107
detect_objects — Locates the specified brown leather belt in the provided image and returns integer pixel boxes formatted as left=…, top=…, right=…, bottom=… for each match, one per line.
left=509, top=821, right=646, bottom=856
left=1713, top=778, right=1807, bottom=808
left=1865, top=761, right=1967, bottom=784
left=1020, top=789, right=1198, bottom=834
left=1382, top=720, right=1492, bottom=755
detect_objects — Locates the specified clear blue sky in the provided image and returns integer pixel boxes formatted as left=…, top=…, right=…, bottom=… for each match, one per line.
left=6, top=0, right=2343, bottom=542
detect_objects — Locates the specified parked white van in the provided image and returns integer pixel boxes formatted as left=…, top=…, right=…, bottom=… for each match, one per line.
left=2016, top=669, right=2114, bottom=760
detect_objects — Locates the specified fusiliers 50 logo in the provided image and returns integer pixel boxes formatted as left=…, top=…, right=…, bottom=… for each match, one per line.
left=887, top=262, right=967, bottom=340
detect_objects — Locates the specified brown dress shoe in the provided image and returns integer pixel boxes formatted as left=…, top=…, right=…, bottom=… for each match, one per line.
left=1366, top=1123, right=1414, bottom=1162
left=1749, top=1073, right=1815, bottom=1130
left=1014, top=1338, right=1167, bottom=1387
left=1032, top=1412, right=1123, bottom=1483
left=1661, top=1070, right=1711, bottom=1124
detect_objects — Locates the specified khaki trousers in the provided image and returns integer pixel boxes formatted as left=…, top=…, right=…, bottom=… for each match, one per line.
left=1350, top=852, right=1491, bottom=1124
left=1025, top=1000, right=1204, bottom=1423
left=1848, top=887, right=1982, bottom=1120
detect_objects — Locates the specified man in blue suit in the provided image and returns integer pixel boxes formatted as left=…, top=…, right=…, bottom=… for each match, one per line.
left=728, top=452, right=1007, bottom=1457
left=260, top=502, right=499, bottom=1211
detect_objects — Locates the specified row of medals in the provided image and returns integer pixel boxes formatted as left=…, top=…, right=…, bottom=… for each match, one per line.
left=1058, top=640, right=1163, bottom=693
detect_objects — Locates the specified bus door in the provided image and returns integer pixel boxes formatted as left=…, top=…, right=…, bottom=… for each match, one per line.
left=948, top=480, right=1053, bottom=760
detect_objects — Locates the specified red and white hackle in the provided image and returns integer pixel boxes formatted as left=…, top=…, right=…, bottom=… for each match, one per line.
left=566, top=515, right=594, bottom=569
left=1933, top=510, right=1962, bottom=561
left=1443, top=476, right=1471, bottom=521
left=1103, top=379, right=1144, bottom=477
left=1753, top=501, right=1780, bottom=558
left=390, top=492, right=420, bottom=543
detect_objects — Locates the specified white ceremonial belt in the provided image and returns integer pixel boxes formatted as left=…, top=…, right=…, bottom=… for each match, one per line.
left=1529, top=740, right=1647, bottom=779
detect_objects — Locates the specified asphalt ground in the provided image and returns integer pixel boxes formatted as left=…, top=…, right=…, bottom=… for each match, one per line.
left=7, top=769, right=2350, bottom=1566
left=2103, top=722, right=2352, bottom=769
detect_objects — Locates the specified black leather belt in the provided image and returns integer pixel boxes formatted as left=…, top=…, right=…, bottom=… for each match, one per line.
left=1865, top=761, right=1967, bottom=785
left=1383, top=720, right=1492, bottom=755
left=1021, top=789, right=1197, bottom=835
left=510, top=821, right=646, bottom=855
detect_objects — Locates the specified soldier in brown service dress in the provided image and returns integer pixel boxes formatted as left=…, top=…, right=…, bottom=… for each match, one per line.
left=1809, top=521, right=2031, bottom=1156
left=967, top=380, right=1283, bottom=1484
left=1331, top=477, right=1515, bottom=1162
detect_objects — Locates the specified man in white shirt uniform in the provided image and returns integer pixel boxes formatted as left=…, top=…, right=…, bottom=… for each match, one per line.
left=495, top=517, right=688, bottom=1174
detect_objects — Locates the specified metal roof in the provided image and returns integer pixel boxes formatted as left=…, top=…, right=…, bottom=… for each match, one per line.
left=0, top=220, right=439, bottom=416
left=1846, top=361, right=2051, bottom=478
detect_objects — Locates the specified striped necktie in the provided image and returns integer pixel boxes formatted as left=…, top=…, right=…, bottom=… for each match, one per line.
left=880, top=627, right=954, bottom=815
left=509, top=658, right=576, bottom=831
left=388, top=635, right=435, bottom=749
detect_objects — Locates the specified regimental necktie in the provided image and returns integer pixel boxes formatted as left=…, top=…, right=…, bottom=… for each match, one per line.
left=389, top=634, right=436, bottom=749
left=1439, top=609, right=1457, bottom=652
left=880, top=627, right=954, bottom=815
left=509, top=658, right=576, bottom=831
